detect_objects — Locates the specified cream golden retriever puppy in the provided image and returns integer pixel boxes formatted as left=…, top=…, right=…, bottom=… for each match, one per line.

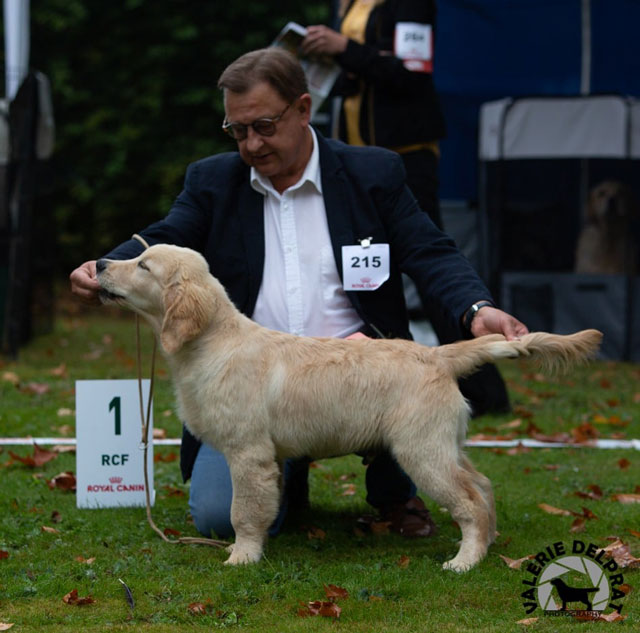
left=96, top=244, right=602, bottom=572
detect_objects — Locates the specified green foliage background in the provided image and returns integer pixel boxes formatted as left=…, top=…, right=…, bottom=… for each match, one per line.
left=26, top=0, right=330, bottom=271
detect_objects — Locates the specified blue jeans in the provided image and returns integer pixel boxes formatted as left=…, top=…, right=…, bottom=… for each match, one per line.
left=189, top=444, right=416, bottom=539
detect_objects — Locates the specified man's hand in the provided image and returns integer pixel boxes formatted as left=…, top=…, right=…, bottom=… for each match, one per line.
left=69, top=260, right=101, bottom=306
left=470, top=306, right=529, bottom=341
left=301, top=25, right=348, bottom=57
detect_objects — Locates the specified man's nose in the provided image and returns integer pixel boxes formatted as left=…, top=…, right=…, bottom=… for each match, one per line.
left=244, top=127, right=264, bottom=151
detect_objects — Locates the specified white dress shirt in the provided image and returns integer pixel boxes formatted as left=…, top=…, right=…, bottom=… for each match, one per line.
left=250, top=127, right=364, bottom=338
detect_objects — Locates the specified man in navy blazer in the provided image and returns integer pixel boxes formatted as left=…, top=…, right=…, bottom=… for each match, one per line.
left=71, top=47, right=527, bottom=540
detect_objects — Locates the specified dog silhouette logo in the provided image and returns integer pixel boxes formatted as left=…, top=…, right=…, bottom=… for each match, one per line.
left=550, top=577, right=598, bottom=611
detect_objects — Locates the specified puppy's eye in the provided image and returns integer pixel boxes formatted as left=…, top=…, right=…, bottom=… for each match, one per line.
left=138, top=260, right=149, bottom=271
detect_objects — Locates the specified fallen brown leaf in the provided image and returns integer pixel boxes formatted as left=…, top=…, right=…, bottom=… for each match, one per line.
left=0, top=550, right=9, bottom=560
left=617, top=458, right=630, bottom=470
left=9, top=444, right=58, bottom=468
left=188, top=602, right=208, bottom=615
left=47, top=471, right=77, bottom=492
left=516, top=617, right=538, bottom=625
left=1, top=371, right=20, bottom=385
left=570, top=517, right=586, bottom=533
left=62, top=589, right=95, bottom=606
left=41, top=525, right=60, bottom=534
left=341, top=483, right=357, bottom=496
left=612, top=493, right=640, bottom=504
left=499, top=554, right=535, bottom=570
left=600, top=538, right=640, bottom=568
left=75, top=556, right=96, bottom=564
left=324, top=584, right=349, bottom=601
left=397, top=555, right=411, bottom=568
left=538, top=503, right=572, bottom=516
left=298, top=601, right=341, bottom=619
left=574, top=484, right=603, bottom=500
left=163, top=528, right=181, bottom=537
left=154, top=452, right=178, bottom=463
left=0, top=623, right=15, bottom=631
left=21, top=382, right=51, bottom=395
left=307, top=527, right=326, bottom=541
left=49, top=363, right=68, bottom=378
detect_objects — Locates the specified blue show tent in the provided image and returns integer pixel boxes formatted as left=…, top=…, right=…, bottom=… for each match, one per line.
left=433, top=1, right=640, bottom=361
left=434, top=0, right=640, bottom=202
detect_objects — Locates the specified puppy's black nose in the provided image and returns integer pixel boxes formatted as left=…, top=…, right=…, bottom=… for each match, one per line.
left=96, top=259, right=108, bottom=273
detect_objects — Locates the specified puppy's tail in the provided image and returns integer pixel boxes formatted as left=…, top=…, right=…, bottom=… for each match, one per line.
left=435, top=329, right=602, bottom=378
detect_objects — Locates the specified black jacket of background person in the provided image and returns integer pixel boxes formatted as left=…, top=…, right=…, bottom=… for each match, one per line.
left=104, top=132, right=490, bottom=481
left=333, top=0, right=446, bottom=148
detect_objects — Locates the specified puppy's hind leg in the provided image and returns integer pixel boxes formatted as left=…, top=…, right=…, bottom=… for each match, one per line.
left=460, top=455, right=496, bottom=546
left=225, top=445, right=282, bottom=565
left=392, top=410, right=493, bottom=572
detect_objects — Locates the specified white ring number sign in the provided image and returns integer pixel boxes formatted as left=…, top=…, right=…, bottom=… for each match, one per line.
left=76, top=379, right=155, bottom=508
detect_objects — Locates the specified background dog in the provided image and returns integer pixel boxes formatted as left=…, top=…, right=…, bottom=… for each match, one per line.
left=575, top=180, right=640, bottom=275
left=97, top=244, right=602, bottom=572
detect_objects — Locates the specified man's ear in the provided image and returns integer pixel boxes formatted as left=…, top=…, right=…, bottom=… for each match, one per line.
left=160, top=282, right=209, bottom=354
left=297, top=93, right=312, bottom=122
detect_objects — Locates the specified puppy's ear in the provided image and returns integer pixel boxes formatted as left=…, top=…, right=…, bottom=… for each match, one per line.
left=160, top=281, right=209, bottom=354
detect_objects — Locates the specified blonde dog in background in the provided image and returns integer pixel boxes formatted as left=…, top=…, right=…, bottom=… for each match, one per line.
left=575, top=180, right=640, bottom=275
left=97, top=244, right=602, bottom=572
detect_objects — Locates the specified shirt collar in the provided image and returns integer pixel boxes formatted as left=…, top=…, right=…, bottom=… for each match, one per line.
left=250, top=126, right=322, bottom=197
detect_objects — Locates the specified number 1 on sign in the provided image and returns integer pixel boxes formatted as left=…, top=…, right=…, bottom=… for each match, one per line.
left=109, top=396, right=122, bottom=435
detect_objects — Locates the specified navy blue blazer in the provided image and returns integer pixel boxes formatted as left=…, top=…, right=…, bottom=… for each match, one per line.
left=105, top=131, right=492, bottom=479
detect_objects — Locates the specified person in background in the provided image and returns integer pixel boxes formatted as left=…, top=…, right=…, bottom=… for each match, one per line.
left=70, top=48, right=527, bottom=543
left=302, top=0, right=511, bottom=415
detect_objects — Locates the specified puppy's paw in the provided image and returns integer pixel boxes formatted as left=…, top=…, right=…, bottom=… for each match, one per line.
left=223, top=545, right=262, bottom=566
left=442, top=558, right=473, bottom=573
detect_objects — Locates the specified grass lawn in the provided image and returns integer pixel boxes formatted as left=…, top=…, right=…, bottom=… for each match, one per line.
left=0, top=300, right=638, bottom=631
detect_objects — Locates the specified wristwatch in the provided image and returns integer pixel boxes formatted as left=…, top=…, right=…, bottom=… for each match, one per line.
left=462, top=300, right=494, bottom=334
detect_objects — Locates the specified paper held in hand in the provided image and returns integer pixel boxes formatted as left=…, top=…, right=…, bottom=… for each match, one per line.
left=272, top=21, right=341, bottom=117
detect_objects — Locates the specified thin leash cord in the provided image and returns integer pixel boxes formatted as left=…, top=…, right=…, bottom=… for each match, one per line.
left=131, top=234, right=227, bottom=549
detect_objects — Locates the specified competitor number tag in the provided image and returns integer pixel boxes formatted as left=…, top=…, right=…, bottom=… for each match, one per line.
left=342, top=243, right=390, bottom=291
left=394, top=22, right=433, bottom=73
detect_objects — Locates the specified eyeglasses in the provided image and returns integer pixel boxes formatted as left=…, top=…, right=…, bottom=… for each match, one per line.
left=222, top=103, right=292, bottom=141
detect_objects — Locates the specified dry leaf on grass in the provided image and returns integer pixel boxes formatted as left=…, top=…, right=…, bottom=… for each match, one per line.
left=0, top=624, right=15, bottom=631
left=397, top=555, right=411, bottom=568
left=538, top=503, right=573, bottom=516
left=298, top=601, right=342, bottom=619
left=600, top=538, right=640, bottom=568
left=307, top=526, right=326, bottom=541
left=62, top=589, right=95, bottom=606
left=324, top=584, right=349, bottom=601
left=9, top=444, right=58, bottom=468
left=499, top=554, right=535, bottom=570
left=47, top=471, right=76, bottom=492
left=611, top=493, right=640, bottom=504
left=574, top=484, right=603, bottom=500
left=516, top=617, right=538, bottom=625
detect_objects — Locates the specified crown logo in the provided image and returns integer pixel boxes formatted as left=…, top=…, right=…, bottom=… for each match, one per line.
left=109, top=476, right=123, bottom=484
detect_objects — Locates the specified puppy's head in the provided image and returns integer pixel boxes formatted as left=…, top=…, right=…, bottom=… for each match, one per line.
left=97, top=244, right=213, bottom=354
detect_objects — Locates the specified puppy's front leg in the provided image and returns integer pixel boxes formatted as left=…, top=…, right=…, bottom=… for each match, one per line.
left=225, top=448, right=282, bottom=565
